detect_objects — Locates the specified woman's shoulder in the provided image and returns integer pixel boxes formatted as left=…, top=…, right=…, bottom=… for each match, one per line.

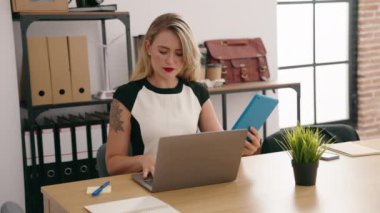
left=115, top=79, right=145, bottom=94
left=113, top=79, right=146, bottom=110
left=183, top=80, right=208, bottom=92
left=182, top=79, right=209, bottom=105
left=182, top=79, right=203, bottom=88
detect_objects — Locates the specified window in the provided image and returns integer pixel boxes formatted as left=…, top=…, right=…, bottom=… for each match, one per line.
left=277, top=0, right=357, bottom=128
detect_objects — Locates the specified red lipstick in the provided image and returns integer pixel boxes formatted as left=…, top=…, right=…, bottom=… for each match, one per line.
left=163, top=67, right=174, bottom=72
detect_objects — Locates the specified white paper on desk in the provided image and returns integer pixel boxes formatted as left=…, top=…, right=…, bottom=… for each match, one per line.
left=84, top=195, right=179, bottom=213
left=327, top=142, right=380, bottom=157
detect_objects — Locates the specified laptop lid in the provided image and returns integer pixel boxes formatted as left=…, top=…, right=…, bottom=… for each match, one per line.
left=132, top=130, right=246, bottom=192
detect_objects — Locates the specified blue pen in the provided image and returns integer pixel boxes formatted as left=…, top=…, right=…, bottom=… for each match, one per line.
left=91, top=181, right=110, bottom=197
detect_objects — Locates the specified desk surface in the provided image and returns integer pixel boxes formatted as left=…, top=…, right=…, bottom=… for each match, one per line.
left=42, top=140, right=380, bottom=213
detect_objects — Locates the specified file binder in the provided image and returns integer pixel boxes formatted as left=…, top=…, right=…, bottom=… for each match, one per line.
left=35, top=127, right=44, bottom=178
left=86, top=114, right=103, bottom=158
left=69, top=114, right=89, bottom=160
left=24, top=129, right=38, bottom=166
left=40, top=127, right=55, bottom=164
left=90, top=123, right=103, bottom=158
left=42, top=118, right=62, bottom=182
left=21, top=121, right=40, bottom=213
left=36, top=118, right=59, bottom=185
left=67, top=36, right=92, bottom=102
left=66, top=116, right=81, bottom=163
left=23, top=112, right=111, bottom=187
left=67, top=114, right=92, bottom=180
left=93, top=111, right=110, bottom=143
left=57, top=117, right=73, bottom=162
left=57, top=116, right=77, bottom=182
left=47, top=36, right=73, bottom=104
left=26, top=37, right=53, bottom=105
left=85, top=113, right=104, bottom=177
left=23, top=123, right=42, bottom=203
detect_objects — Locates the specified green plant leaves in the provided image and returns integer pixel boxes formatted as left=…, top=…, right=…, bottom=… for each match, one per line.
left=275, top=124, right=334, bottom=163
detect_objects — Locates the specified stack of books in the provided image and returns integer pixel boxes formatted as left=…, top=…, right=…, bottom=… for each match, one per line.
left=69, top=4, right=117, bottom=12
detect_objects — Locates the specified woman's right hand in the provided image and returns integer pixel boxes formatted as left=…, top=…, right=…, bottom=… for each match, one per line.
left=139, top=155, right=156, bottom=179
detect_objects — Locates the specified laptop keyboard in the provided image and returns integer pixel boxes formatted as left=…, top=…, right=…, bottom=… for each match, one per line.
left=144, top=176, right=154, bottom=186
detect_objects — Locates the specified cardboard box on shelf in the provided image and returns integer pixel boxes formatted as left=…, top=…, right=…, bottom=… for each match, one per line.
left=26, top=37, right=53, bottom=106
left=67, top=36, right=91, bottom=102
left=11, top=0, right=68, bottom=13
left=47, top=36, right=73, bottom=104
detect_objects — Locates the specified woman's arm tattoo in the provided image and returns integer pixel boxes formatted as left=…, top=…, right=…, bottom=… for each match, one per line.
left=110, top=100, right=124, bottom=132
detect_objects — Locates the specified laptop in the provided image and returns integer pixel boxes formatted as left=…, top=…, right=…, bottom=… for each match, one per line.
left=132, top=130, right=246, bottom=192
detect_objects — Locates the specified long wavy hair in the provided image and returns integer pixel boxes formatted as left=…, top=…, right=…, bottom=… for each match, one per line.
left=130, top=13, right=201, bottom=82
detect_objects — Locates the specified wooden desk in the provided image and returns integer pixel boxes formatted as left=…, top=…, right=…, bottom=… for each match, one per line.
left=208, top=81, right=301, bottom=134
left=42, top=140, right=380, bottom=213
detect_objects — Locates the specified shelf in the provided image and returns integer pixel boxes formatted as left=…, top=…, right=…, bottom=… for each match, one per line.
left=14, top=11, right=133, bottom=213
left=14, top=11, right=132, bottom=117
left=20, top=97, right=111, bottom=111
left=13, top=11, right=130, bottom=21
left=208, top=80, right=300, bottom=95
left=20, top=98, right=112, bottom=121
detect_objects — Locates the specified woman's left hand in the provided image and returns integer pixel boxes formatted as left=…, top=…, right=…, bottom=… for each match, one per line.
left=242, top=126, right=261, bottom=156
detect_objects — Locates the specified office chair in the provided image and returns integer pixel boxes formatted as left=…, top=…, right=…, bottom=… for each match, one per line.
left=261, top=124, right=360, bottom=154
left=96, top=143, right=109, bottom=177
left=1, top=201, right=24, bottom=213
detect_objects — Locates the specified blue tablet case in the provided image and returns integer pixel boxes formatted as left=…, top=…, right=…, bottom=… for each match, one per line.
left=232, top=94, right=279, bottom=131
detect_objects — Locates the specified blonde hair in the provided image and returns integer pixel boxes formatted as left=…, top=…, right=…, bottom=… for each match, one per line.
left=130, top=13, right=201, bottom=82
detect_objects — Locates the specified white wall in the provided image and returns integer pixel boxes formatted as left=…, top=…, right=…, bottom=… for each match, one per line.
left=0, top=1, right=25, bottom=210
left=108, top=0, right=279, bottom=132
left=15, top=0, right=279, bottom=130
left=8, top=0, right=277, bottom=210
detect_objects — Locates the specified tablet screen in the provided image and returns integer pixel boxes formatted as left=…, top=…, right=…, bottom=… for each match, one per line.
left=232, top=94, right=278, bottom=131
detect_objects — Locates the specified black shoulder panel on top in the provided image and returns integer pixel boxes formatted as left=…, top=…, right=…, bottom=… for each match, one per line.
left=185, top=80, right=210, bottom=106
left=113, top=79, right=145, bottom=112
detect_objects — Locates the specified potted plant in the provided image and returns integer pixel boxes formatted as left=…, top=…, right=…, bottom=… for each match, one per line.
left=276, top=124, right=334, bottom=186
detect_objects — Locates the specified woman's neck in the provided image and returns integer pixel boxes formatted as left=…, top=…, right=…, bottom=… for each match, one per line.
left=147, top=75, right=178, bottom=88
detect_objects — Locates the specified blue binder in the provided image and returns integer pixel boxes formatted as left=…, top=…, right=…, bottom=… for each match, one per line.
left=232, top=94, right=279, bottom=131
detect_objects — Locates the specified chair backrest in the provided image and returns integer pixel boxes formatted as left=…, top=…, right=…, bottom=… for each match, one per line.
left=96, top=143, right=109, bottom=177
left=312, top=124, right=359, bottom=143
left=261, top=124, right=360, bottom=154
left=1, top=201, right=24, bottom=213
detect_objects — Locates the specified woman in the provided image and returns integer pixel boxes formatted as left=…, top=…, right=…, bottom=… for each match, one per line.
left=106, top=13, right=261, bottom=177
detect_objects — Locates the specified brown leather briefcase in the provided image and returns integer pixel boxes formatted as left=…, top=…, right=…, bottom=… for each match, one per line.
left=205, top=38, right=270, bottom=84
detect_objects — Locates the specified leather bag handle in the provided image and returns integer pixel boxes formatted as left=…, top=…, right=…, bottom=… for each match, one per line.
left=223, top=40, right=248, bottom=46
